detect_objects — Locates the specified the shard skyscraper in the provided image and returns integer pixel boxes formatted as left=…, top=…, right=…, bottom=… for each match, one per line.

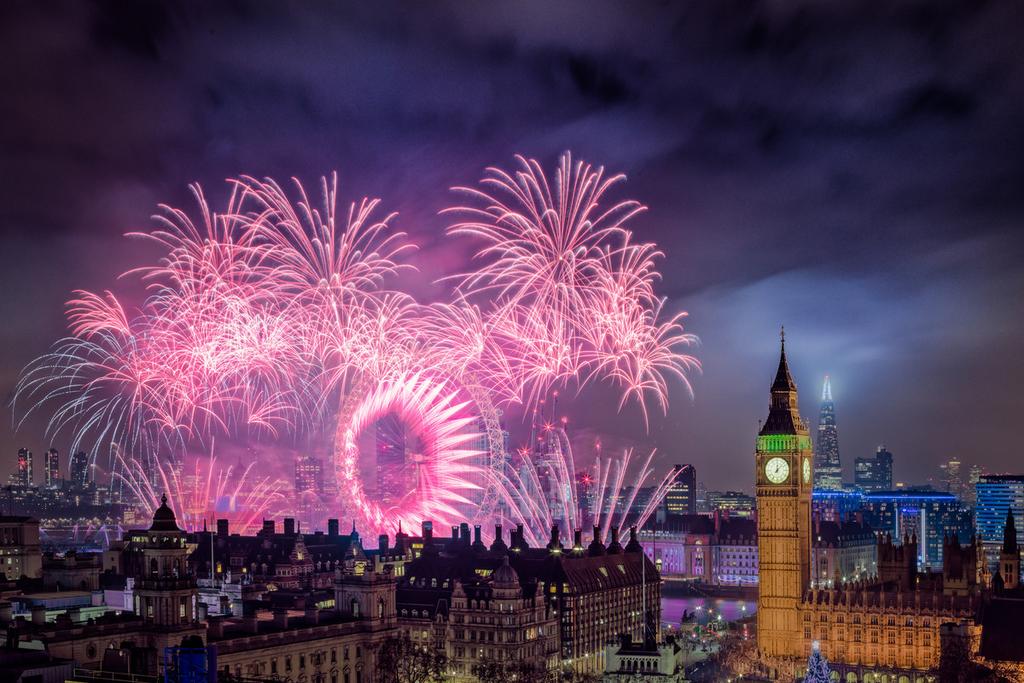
left=813, top=375, right=843, bottom=490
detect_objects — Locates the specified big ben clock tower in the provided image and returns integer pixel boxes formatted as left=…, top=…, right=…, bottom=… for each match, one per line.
left=756, top=329, right=813, bottom=661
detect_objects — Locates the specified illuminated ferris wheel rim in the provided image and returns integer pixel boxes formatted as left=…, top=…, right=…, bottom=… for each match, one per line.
left=331, top=370, right=506, bottom=533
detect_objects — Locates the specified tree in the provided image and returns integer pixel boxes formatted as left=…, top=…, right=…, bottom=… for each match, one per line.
left=375, top=635, right=447, bottom=683
left=803, top=641, right=831, bottom=683
left=471, top=658, right=552, bottom=682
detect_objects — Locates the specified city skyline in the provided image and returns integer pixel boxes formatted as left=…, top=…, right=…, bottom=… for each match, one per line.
left=2, top=2, right=1023, bottom=491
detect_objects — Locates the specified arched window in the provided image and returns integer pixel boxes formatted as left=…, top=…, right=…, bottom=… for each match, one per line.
left=351, top=598, right=360, bottom=618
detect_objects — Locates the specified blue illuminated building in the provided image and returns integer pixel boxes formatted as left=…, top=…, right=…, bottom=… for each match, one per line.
left=975, top=474, right=1024, bottom=571
left=861, top=490, right=972, bottom=569
left=812, top=490, right=865, bottom=522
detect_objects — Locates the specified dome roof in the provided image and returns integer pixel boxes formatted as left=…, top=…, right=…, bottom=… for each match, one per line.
left=149, top=494, right=182, bottom=532
left=492, top=555, right=519, bottom=588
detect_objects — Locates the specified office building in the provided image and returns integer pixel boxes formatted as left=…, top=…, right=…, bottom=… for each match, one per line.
left=375, top=413, right=408, bottom=504
left=861, top=490, right=972, bottom=569
left=939, top=458, right=964, bottom=498
left=706, top=490, right=755, bottom=518
left=44, top=448, right=60, bottom=487
left=975, top=474, right=1024, bottom=571
left=854, top=446, right=893, bottom=493
left=295, top=454, right=324, bottom=495
left=813, top=376, right=842, bottom=490
left=811, top=490, right=865, bottom=523
left=16, top=448, right=32, bottom=486
left=69, top=450, right=90, bottom=488
left=663, top=464, right=696, bottom=515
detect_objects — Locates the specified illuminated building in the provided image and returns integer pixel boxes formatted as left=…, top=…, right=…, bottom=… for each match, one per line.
left=810, top=518, right=875, bottom=589
left=43, top=448, right=59, bottom=487
left=663, top=464, right=696, bottom=515
left=16, top=448, right=32, bottom=486
left=754, top=335, right=983, bottom=679
left=975, top=474, right=1024, bottom=571
left=706, top=490, right=755, bottom=518
left=711, top=517, right=758, bottom=586
left=993, top=509, right=1019, bottom=591
left=295, top=454, right=324, bottom=494
left=811, top=490, right=865, bottom=522
left=397, top=523, right=659, bottom=677
left=576, top=470, right=596, bottom=520
left=69, top=450, right=90, bottom=488
left=813, top=376, right=842, bottom=491
left=754, top=330, right=814, bottom=661
left=966, top=464, right=983, bottom=506
left=854, top=447, right=893, bottom=493
left=860, top=490, right=972, bottom=569
left=0, top=516, right=42, bottom=580
left=375, top=413, right=408, bottom=505
left=939, top=458, right=964, bottom=498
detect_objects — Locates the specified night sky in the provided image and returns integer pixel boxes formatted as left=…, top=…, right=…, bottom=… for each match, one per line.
left=2, top=1, right=1023, bottom=491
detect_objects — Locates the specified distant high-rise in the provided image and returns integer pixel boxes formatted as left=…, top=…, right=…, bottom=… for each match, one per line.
left=939, top=458, right=964, bottom=498
left=69, top=451, right=90, bottom=488
left=44, top=448, right=60, bottom=487
left=813, top=376, right=842, bottom=490
left=854, top=446, right=893, bottom=493
left=966, top=464, right=983, bottom=506
left=375, top=412, right=408, bottom=504
left=294, top=454, right=324, bottom=495
left=16, top=448, right=32, bottom=486
left=663, top=464, right=696, bottom=515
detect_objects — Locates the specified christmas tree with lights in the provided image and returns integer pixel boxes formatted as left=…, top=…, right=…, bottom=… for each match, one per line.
left=803, top=641, right=831, bottom=683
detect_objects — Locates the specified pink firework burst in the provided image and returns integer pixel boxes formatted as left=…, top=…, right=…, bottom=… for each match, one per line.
left=444, top=152, right=699, bottom=421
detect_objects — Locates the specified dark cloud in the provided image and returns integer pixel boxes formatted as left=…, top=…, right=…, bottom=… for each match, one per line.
left=1, top=0, right=1022, bottom=488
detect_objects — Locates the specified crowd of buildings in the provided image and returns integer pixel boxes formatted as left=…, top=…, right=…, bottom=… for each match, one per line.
left=746, top=335, right=1024, bottom=681
left=0, top=495, right=677, bottom=683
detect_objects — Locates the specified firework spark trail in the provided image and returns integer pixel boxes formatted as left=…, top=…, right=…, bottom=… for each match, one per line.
left=444, top=152, right=699, bottom=419
left=15, top=154, right=698, bottom=539
left=116, top=452, right=287, bottom=535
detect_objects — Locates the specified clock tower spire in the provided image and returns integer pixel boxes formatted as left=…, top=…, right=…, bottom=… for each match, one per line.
left=755, top=329, right=813, bottom=661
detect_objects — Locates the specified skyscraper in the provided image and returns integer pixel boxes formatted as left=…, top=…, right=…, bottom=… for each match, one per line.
left=854, top=446, right=893, bottom=492
left=375, top=412, right=408, bottom=504
left=975, top=474, right=1024, bottom=570
left=69, top=450, right=90, bottom=488
left=44, top=448, right=60, bottom=487
left=663, top=464, right=696, bottom=515
left=939, top=458, right=964, bottom=498
left=16, top=448, right=32, bottom=486
left=294, top=454, right=324, bottom=494
left=813, top=376, right=842, bottom=490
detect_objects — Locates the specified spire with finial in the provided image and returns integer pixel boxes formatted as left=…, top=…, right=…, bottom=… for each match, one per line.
left=760, top=326, right=804, bottom=436
left=1004, top=508, right=1018, bottom=554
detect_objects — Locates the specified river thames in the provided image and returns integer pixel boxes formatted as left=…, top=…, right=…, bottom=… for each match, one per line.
left=660, top=595, right=756, bottom=628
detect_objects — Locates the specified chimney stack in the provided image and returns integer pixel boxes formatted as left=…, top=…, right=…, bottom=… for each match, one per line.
left=217, top=519, right=229, bottom=537
left=284, top=518, right=296, bottom=536
left=328, top=519, right=340, bottom=537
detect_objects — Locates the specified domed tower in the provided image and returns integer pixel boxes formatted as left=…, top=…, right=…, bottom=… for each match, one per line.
left=755, top=329, right=814, bottom=661
left=131, top=495, right=198, bottom=628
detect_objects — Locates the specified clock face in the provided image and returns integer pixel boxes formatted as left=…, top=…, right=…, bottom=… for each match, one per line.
left=803, top=458, right=811, bottom=483
left=765, top=457, right=790, bottom=484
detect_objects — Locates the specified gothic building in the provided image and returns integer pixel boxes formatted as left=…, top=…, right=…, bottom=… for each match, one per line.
left=753, top=334, right=989, bottom=681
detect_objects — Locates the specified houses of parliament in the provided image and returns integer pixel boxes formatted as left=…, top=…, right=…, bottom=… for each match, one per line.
left=754, top=332, right=1022, bottom=681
